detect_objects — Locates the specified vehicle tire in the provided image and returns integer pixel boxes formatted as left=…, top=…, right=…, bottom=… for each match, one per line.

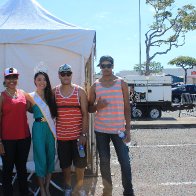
left=148, top=107, right=161, bottom=119
left=172, top=96, right=181, bottom=103
left=132, top=107, right=143, bottom=118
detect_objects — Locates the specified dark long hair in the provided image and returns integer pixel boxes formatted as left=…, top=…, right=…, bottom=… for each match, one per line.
left=34, top=72, right=57, bottom=118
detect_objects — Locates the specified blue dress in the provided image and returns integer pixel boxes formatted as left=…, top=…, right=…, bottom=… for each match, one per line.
left=32, top=104, right=55, bottom=177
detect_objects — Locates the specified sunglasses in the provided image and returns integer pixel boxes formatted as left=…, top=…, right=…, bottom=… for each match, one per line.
left=5, top=75, right=18, bottom=80
left=60, top=71, right=72, bottom=77
left=100, top=63, right=113, bottom=69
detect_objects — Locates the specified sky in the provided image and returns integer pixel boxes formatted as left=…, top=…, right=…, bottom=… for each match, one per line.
left=1, top=0, right=196, bottom=74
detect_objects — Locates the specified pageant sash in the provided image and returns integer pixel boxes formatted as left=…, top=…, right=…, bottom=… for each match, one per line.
left=30, top=92, right=56, bottom=138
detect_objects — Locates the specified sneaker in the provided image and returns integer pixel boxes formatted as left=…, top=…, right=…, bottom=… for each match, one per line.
left=78, top=189, right=87, bottom=196
left=64, top=188, right=72, bottom=196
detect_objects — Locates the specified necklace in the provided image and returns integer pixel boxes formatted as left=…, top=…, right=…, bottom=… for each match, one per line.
left=6, top=89, right=18, bottom=99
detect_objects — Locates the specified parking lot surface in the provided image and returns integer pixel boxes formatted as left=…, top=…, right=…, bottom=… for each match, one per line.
left=130, top=128, right=196, bottom=196
left=92, top=111, right=196, bottom=196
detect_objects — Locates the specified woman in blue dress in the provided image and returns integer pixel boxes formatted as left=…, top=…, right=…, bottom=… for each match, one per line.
left=26, top=71, right=57, bottom=196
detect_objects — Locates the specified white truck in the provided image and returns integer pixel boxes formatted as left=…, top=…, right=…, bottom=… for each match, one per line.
left=123, top=75, right=194, bottom=119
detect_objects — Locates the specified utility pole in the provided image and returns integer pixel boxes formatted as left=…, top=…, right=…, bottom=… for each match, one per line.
left=139, top=0, right=142, bottom=68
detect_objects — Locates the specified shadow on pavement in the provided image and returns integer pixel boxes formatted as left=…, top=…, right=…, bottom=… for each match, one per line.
left=0, top=171, right=99, bottom=196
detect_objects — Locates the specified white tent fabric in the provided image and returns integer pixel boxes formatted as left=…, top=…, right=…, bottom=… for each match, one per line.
left=0, top=0, right=96, bottom=91
left=0, top=0, right=96, bottom=162
left=0, top=0, right=95, bottom=60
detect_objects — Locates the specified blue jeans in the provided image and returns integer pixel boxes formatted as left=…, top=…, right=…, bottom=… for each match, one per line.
left=95, top=131, right=134, bottom=196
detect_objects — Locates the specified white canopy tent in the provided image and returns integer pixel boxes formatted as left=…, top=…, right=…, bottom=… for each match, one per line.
left=0, top=0, right=96, bottom=92
left=0, top=0, right=96, bottom=170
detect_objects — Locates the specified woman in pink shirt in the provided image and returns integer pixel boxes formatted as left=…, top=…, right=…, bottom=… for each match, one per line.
left=0, top=67, right=31, bottom=196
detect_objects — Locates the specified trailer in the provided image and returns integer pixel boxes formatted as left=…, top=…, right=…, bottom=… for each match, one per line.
left=123, top=75, right=194, bottom=119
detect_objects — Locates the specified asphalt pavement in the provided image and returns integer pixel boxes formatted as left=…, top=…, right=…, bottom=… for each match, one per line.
left=92, top=111, right=196, bottom=196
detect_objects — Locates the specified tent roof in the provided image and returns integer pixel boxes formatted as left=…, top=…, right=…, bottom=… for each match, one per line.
left=0, top=0, right=96, bottom=59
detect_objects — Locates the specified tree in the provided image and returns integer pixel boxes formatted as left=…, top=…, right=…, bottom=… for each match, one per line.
left=134, top=61, right=163, bottom=75
left=145, top=0, right=196, bottom=75
left=168, top=56, right=196, bottom=84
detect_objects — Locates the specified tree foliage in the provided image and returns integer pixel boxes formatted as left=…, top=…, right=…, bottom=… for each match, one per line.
left=134, top=61, right=163, bottom=75
left=168, top=56, right=196, bottom=83
left=145, top=0, right=196, bottom=75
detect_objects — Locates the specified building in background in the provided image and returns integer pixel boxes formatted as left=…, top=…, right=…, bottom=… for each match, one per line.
left=115, top=67, right=196, bottom=84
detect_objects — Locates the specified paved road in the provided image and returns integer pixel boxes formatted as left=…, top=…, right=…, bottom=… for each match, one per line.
left=89, top=127, right=196, bottom=196
left=130, top=128, right=196, bottom=196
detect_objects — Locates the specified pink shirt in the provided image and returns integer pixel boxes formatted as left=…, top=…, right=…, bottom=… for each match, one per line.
left=95, top=79, right=125, bottom=133
left=1, top=90, right=30, bottom=140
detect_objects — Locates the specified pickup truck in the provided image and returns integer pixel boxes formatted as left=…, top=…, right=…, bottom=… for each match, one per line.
left=172, top=84, right=196, bottom=103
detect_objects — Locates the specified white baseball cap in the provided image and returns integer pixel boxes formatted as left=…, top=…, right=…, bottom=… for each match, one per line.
left=4, top=67, right=19, bottom=77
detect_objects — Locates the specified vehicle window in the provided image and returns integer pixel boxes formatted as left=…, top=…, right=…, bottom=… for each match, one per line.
left=180, top=87, right=186, bottom=91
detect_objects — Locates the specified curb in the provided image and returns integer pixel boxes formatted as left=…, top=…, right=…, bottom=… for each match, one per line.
left=132, top=124, right=196, bottom=129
